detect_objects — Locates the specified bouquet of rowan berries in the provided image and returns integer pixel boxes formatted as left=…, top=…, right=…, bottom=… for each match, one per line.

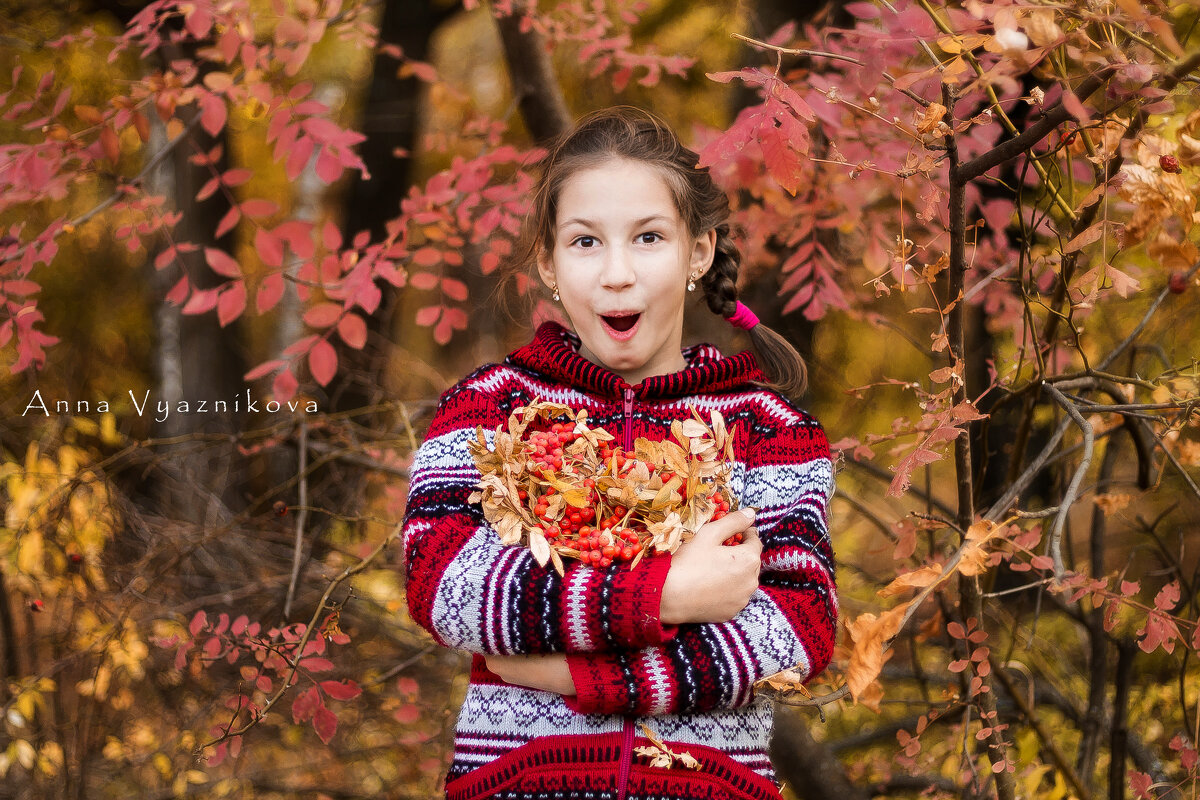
left=467, top=399, right=747, bottom=576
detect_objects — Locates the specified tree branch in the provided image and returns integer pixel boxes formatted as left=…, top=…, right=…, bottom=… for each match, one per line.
left=493, top=1, right=572, bottom=143
left=956, top=66, right=1118, bottom=183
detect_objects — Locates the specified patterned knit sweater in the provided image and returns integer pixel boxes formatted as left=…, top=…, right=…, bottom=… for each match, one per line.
left=402, top=321, right=837, bottom=800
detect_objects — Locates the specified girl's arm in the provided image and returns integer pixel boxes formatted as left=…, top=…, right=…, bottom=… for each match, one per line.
left=403, top=383, right=678, bottom=655
left=559, top=416, right=838, bottom=717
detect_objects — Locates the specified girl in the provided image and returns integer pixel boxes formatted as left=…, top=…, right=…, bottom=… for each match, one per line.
left=402, top=106, right=837, bottom=800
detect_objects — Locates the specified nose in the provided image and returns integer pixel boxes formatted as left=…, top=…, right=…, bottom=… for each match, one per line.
left=598, top=242, right=636, bottom=290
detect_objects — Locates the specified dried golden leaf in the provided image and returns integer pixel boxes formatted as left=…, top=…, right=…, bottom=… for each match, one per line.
left=529, top=531, right=551, bottom=567
left=878, top=564, right=944, bottom=598
left=844, top=602, right=909, bottom=702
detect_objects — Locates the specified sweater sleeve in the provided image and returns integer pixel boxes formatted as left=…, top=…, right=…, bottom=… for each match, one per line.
left=402, top=382, right=678, bottom=655
left=563, top=413, right=837, bottom=716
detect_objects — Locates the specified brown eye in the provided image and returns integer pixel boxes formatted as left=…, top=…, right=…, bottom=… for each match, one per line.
left=637, top=232, right=662, bottom=244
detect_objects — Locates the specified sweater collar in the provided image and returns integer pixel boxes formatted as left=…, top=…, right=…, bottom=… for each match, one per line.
left=504, top=321, right=767, bottom=401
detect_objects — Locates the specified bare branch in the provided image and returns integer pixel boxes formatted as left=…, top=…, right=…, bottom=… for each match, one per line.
left=1041, top=382, right=1095, bottom=579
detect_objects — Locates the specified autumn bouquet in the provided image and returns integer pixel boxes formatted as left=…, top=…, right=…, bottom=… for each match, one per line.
left=467, top=399, right=747, bottom=575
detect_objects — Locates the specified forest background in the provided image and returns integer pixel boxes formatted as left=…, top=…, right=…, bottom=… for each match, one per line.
left=0, top=0, right=1198, bottom=798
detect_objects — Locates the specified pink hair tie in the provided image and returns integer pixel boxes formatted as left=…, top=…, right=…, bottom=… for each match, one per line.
left=727, top=301, right=760, bottom=330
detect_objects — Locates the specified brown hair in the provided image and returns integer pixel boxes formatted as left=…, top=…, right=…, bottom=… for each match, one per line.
left=493, top=105, right=808, bottom=398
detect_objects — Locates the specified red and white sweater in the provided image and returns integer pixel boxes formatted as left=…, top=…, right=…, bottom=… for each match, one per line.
left=402, top=321, right=837, bottom=800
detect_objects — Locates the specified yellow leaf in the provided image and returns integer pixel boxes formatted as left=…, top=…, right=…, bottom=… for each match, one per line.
left=878, top=564, right=944, bottom=597
left=916, top=102, right=947, bottom=134
left=844, top=601, right=909, bottom=701
left=528, top=531, right=551, bottom=567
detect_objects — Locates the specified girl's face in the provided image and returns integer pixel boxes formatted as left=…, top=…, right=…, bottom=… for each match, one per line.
left=537, top=157, right=716, bottom=387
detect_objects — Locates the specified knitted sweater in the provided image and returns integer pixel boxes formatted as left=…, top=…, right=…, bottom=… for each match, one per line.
left=402, top=321, right=837, bottom=800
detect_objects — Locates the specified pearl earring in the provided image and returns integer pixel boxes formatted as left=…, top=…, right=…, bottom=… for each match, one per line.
left=687, top=274, right=697, bottom=292
left=552, top=285, right=560, bottom=301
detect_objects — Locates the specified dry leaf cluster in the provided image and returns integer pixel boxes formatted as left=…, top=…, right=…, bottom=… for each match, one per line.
left=467, top=399, right=741, bottom=575
left=634, top=724, right=702, bottom=770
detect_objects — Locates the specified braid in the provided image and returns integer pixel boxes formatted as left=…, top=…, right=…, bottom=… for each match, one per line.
left=699, top=223, right=740, bottom=319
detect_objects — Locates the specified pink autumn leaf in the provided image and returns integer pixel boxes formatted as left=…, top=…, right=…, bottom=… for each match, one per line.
left=1153, top=580, right=1181, bottom=611
left=244, top=358, right=285, bottom=382
left=205, top=247, right=242, bottom=278
left=308, top=339, right=337, bottom=386
left=415, top=305, right=441, bottom=327
left=303, top=302, right=341, bottom=328
left=320, top=680, right=362, bottom=701
left=182, top=287, right=220, bottom=315
left=255, top=271, right=285, bottom=313
left=254, top=228, right=285, bottom=268
left=199, top=93, right=227, bottom=137
left=216, top=281, right=246, bottom=327
left=291, top=686, right=320, bottom=723
left=215, top=206, right=241, bottom=238
left=337, top=313, right=367, bottom=349
left=312, top=705, right=337, bottom=744
left=273, top=368, right=299, bottom=403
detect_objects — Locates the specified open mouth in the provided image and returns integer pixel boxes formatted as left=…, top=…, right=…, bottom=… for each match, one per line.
left=601, top=313, right=640, bottom=332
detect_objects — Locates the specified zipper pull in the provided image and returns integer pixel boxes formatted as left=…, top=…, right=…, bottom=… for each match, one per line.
left=623, top=388, right=635, bottom=451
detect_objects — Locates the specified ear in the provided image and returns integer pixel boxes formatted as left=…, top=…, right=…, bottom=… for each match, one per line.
left=690, top=228, right=718, bottom=278
left=535, top=247, right=556, bottom=289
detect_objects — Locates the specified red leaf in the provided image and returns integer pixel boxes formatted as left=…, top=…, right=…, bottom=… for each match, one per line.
left=222, top=168, right=252, bottom=187
left=291, top=686, right=320, bottom=723
left=337, top=313, right=367, bottom=349
left=200, top=93, right=227, bottom=137
left=196, top=176, right=221, bottom=202
left=182, top=287, right=220, bottom=315
left=1154, top=580, right=1181, bottom=611
left=215, top=206, right=241, bottom=238
left=246, top=359, right=285, bottom=381
left=303, top=302, right=342, bottom=328
left=276, top=220, right=315, bottom=259
left=286, top=135, right=315, bottom=180
left=241, top=198, right=279, bottom=218
left=190, top=610, right=208, bottom=637
left=255, top=228, right=285, bottom=268
left=308, top=340, right=337, bottom=386
left=412, top=246, right=441, bottom=267
left=314, top=146, right=341, bottom=183
left=441, top=278, right=468, bottom=301
left=415, top=305, right=441, bottom=326
left=313, top=705, right=337, bottom=744
left=205, top=247, right=242, bottom=277
left=410, top=272, right=438, bottom=290
left=273, top=369, right=299, bottom=403
left=256, top=272, right=285, bottom=313
left=99, top=125, right=120, bottom=163
left=320, top=680, right=362, bottom=701
left=217, top=281, right=246, bottom=327
left=322, top=220, right=342, bottom=251
left=165, top=276, right=189, bottom=305
left=300, top=656, right=335, bottom=672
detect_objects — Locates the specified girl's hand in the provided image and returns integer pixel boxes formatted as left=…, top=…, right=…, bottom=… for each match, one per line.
left=660, top=507, right=761, bottom=625
left=484, top=653, right=576, bottom=696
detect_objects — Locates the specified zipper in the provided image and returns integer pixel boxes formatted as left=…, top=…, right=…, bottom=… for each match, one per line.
left=622, top=387, right=635, bottom=451
left=617, top=386, right=636, bottom=800
left=616, top=716, right=635, bottom=800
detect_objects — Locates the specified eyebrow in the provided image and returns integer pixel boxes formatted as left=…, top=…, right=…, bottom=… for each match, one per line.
left=558, top=214, right=676, bottom=230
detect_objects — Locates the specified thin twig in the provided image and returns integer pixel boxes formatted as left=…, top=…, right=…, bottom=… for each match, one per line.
left=199, top=524, right=399, bottom=750
left=1042, top=382, right=1095, bottom=579
left=1098, top=257, right=1200, bottom=372
left=283, top=420, right=309, bottom=621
